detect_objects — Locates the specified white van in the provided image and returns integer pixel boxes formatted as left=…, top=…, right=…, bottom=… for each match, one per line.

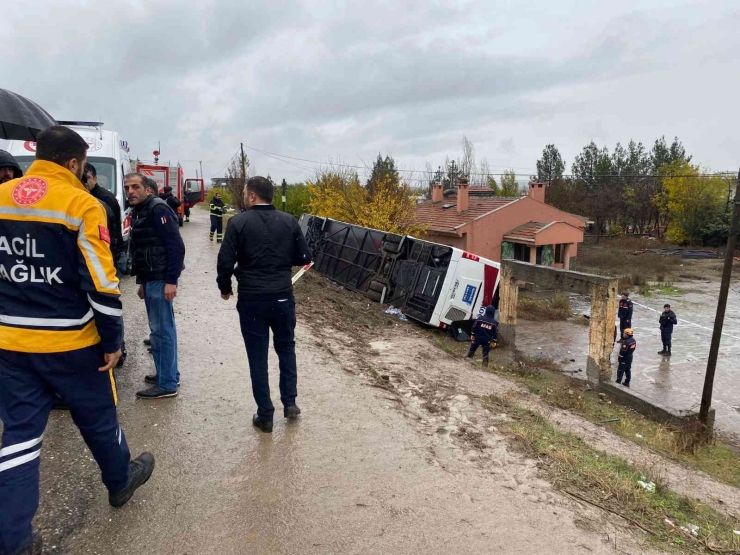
left=3, top=122, right=133, bottom=269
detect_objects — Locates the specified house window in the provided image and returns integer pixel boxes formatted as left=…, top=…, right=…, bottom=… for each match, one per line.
left=513, top=243, right=529, bottom=262
left=555, top=244, right=564, bottom=264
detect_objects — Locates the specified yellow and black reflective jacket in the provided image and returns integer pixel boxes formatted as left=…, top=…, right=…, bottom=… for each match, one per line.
left=0, top=160, right=122, bottom=353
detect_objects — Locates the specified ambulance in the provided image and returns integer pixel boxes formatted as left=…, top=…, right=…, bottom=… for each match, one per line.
left=3, top=121, right=134, bottom=267
left=299, top=215, right=501, bottom=340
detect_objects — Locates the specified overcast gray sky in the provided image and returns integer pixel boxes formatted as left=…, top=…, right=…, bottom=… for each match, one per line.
left=3, top=0, right=738, bottom=184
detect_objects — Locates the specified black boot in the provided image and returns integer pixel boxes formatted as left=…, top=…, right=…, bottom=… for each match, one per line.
left=658, top=348, right=667, bottom=355
left=253, top=414, right=273, bottom=433
left=109, top=453, right=155, bottom=508
left=284, top=405, right=301, bottom=419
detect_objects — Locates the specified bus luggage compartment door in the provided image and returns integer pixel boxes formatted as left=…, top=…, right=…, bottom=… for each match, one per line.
left=405, top=266, right=446, bottom=323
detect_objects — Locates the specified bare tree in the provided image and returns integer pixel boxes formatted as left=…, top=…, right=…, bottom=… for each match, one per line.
left=226, top=153, right=250, bottom=210
left=460, top=136, right=476, bottom=181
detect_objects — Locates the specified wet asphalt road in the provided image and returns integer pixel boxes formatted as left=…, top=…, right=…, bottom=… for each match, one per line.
left=517, top=287, right=740, bottom=442
left=18, top=210, right=627, bottom=555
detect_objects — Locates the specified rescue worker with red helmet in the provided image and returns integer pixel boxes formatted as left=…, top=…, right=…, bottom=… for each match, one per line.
left=616, top=328, right=636, bottom=387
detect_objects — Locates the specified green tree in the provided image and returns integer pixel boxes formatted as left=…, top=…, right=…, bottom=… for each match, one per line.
left=273, top=182, right=310, bottom=219
left=572, top=141, right=615, bottom=241
left=498, top=170, right=519, bottom=196
left=367, top=154, right=400, bottom=197
left=651, top=136, right=691, bottom=172
left=536, top=144, right=565, bottom=184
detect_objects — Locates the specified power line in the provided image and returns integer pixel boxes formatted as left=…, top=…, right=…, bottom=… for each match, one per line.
left=242, top=144, right=736, bottom=180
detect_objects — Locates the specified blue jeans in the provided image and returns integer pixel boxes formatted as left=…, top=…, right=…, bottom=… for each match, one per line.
left=143, top=281, right=179, bottom=390
left=0, top=345, right=130, bottom=555
left=237, top=298, right=298, bottom=420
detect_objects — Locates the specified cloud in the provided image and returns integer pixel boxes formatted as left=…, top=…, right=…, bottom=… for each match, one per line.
left=2, top=0, right=738, bottom=181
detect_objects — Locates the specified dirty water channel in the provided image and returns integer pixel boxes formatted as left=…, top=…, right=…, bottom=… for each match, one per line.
left=517, top=284, right=740, bottom=443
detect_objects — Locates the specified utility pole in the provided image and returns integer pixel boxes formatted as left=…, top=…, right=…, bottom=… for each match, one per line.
left=700, top=167, right=740, bottom=426
left=240, top=143, right=247, bottom=182
left=199, top=160, right=204, bottom=183
left=281, top=178, right=287, bottom=212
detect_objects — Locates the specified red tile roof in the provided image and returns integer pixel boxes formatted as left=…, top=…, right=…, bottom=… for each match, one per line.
left=414, top=197, right=519, bottom=232
left=503, top=222, right=549, bottom=242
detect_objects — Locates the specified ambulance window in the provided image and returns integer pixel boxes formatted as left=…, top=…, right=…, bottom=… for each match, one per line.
left=87, top=157, right=117, bottom=195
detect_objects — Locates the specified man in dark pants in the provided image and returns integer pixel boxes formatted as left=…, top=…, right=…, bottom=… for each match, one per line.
left=616, top=292, right=633, bottom=343
left=159, top=185, right=181, bottom=214
left=209, top=192, right=225, bottom=243
left=616, top=328, right=636, bottom=387
left=125, top=174, right=185, bottom=399
left=83, top=163, right=127, bottom=366
left=217, top=176, right=312, bottom=433
left=466, top=305, right=498, bottom=366
left=658, top=304, right=678, bottom=356
left=0, top=127, right=153, bottom=555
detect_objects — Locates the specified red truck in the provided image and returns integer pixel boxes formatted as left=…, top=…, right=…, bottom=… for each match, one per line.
left=135, top=162, right=204, bottom=226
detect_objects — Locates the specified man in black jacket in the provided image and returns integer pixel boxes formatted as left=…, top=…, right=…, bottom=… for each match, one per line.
left=658, top=304, right=678, bottom=356
left=616, top=328, right=636, bottom=387
left=217, top=176, right=312, bottom=433
left=83, top=163, right=128, bottom=366
left=0, top=149, right=23, bottom=184
left=125, top=173, right=186, bottom=399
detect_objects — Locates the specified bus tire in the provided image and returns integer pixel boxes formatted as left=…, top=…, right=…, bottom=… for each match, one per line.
left=366, top=288, right=383, bottom=303
left=369, top=280, right=386, bottom=293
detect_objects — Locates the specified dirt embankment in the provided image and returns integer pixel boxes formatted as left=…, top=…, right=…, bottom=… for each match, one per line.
left=294, top=271, right=740, bottom=554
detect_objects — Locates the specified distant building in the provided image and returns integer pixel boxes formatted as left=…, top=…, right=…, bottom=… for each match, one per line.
left=413, top=180, right=589, bottom=270
left=210, top=177, right=230, bottom=190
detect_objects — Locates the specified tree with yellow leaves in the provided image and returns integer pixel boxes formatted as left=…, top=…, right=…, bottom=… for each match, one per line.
left=655, top=161, right=730, bottom=245
left=307, top=165, right=426, bottom=236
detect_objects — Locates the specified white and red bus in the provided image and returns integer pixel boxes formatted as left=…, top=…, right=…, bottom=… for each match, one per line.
left=299, top=215, right=500, bottom=339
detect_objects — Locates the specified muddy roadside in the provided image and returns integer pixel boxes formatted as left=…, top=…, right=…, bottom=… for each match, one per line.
left=294, top=270, right=740, bottom=553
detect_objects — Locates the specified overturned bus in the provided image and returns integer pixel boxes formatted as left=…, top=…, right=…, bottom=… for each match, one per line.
left=299, top=215, right=500, bottom=340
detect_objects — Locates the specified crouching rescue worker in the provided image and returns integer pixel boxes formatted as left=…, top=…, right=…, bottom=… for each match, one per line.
left=0, top=127, right=154, bottom=555
left=209, top=192, right=225, bottom=243
left=616, top=328, right=636, bottom=387
left=658, top=304, right=677, bottom=356
left=466, top=306, right=498, bottom=367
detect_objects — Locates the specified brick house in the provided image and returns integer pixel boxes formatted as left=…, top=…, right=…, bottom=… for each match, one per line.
left=413, top=180, right=588, bottom=270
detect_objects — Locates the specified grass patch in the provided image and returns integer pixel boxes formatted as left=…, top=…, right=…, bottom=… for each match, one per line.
left=481, top=395, right=740, bottom=554
left=518, top=292, right=571, bottom=321
left=430, top=330, right=740, bottom=489
left=636, top=282, right=684, bottom=298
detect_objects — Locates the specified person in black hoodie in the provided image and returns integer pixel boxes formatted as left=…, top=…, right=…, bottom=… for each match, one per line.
left=217, top=177, right=312, bottom=433
left=0, top=149, right=23, bottom=184
left=466, top=305, right=498, bottom=367
left=159, top=185, right=181, bottom=214
left=658, top=304, right=678, bottom=356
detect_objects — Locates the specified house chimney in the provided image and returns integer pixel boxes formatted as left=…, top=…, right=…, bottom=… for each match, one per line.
left=432, top=182, right=443, bottom=203
left=529, top=181, right=546, bottom=203
left=457, top=178, right=469, bottom=213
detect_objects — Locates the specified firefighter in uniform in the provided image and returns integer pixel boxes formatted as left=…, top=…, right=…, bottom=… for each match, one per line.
left=616, top=292, right=633, bottom=343
left=616, top=328, right=636, bottom=387
left=466, top=305, right=498, bottom=367
left=658, top=304, right=677, bottom=356
left=0, top=127, right=154, bottom=555
left=209, top=192, right=225, bottom=243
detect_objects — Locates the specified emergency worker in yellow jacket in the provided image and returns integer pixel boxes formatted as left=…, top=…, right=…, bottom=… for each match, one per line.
left=0, top=127, right=154, bottom=555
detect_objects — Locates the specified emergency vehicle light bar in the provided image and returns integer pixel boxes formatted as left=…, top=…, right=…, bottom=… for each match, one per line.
left=57, top=121, right=105, bottom=128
